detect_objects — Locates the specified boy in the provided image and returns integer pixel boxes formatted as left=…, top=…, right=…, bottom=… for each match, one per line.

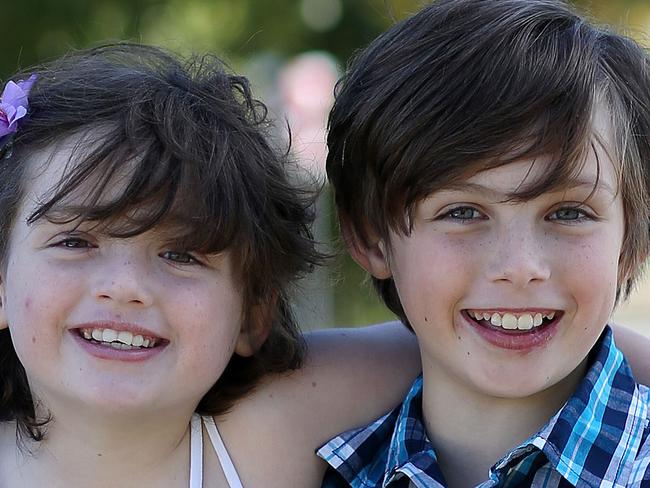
left=318, top=0, right=650, bottom=486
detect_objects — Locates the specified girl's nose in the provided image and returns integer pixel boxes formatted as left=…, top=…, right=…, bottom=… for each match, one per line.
left=92, top=255, right=155, bottom=308
left=485, top=224, right=551, bottom=287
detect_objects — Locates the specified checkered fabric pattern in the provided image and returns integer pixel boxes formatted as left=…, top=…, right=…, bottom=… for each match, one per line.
left=317, top=327, right=650, bottom=487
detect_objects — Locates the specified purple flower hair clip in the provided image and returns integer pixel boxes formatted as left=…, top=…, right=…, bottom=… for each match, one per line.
left=0, top=74, right=37, bottom=158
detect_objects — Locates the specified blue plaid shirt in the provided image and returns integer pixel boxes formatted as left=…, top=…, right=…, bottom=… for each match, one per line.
left=318, top=327, right=650, bottom=487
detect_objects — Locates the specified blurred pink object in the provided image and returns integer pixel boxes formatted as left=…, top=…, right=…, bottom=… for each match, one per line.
left=279, top=52, right=338, bottom=179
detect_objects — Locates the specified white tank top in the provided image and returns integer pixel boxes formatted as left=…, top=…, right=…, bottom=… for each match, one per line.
left=189, top=414, right=244, bottom=488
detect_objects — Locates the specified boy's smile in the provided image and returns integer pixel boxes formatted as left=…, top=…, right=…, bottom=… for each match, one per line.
left=462, top=309, right=562, bottom=350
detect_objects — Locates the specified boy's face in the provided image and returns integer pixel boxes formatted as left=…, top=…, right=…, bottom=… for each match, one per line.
left=356, top=126, right=625, bottom=399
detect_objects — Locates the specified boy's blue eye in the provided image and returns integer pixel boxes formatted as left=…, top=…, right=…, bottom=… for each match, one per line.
left=549, top=207, right=588, bottom=221
left=161, top=250, right=199, bottom=265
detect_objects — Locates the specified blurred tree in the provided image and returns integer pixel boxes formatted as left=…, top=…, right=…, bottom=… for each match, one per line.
left=4, top=0, right=649, bottom=78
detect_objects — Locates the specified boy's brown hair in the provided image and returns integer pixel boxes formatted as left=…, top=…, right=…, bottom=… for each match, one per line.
left=0, top=43, right=321, bottom=440
left=327, top=0, right=650, bottom=326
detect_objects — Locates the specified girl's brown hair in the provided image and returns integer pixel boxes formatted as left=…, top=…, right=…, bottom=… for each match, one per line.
left=0, top=43, right=321, bottom=440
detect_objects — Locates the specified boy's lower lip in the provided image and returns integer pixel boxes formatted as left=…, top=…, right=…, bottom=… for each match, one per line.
left=460, top=310, right=561, bottom=351
left=70, top=330, right=166, bottom=362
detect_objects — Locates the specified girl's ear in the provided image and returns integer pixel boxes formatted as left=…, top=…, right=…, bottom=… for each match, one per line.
left=0, top=278, right=7, bottom=330
left=234, top=301, right=273, bottom=357
left=340, top=216, right=392, bottom=279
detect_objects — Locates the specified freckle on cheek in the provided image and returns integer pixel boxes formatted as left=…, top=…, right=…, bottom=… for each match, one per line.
left=31, top=335, right=36, bottom=344
left=24, top=298, right=31, bottom=310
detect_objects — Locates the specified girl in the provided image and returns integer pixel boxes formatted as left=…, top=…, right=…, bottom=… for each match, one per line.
left=0, top=43, right=648, bottom=488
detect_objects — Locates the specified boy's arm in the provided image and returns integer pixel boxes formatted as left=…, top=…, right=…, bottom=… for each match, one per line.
left=612, top=323, right=650, bottom=384
left=223, top=321, right=421, bottom=488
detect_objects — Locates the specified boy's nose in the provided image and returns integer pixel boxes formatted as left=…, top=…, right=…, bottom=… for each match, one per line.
left=92, top=257, right=155, bottom=307
left=485, top=224, right=551, bottom=287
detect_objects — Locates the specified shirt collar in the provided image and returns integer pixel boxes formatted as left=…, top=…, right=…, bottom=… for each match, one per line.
left=520, top=326, right=649, bottom=486
left=319, top=326, right=648, bottom=488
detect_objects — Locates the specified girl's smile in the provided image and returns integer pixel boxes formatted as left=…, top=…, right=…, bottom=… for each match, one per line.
left=71, top=321, right=168, bottom=362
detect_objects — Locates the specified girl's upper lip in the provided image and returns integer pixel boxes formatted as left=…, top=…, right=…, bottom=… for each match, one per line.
left=463, top=307, right=562, bottom=314
left=70, top=321, right=165, bottom=340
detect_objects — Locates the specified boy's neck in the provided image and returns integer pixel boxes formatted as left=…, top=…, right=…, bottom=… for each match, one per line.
left=419, top=355, right=588, bottom=488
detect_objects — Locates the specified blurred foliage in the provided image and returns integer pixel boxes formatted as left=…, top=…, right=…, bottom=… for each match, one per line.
left=2, top=0, right=649, bottom=327
left=3, top=0, right=650, bottom=77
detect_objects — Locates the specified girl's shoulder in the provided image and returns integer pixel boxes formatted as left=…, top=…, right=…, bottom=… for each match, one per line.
left=215, top=321, right=421, bottom=487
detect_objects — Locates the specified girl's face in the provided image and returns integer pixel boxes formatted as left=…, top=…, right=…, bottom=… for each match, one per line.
left=0, top=142, right=260, bottom=417
left=360, top=122, right=626, bottom=400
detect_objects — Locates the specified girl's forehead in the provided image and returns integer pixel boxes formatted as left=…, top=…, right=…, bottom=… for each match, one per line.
left=24, top=131, right=123, bottom=203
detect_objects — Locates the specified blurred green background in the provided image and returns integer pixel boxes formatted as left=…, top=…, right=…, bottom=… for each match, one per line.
left=3, top=0, right=649, bottom=332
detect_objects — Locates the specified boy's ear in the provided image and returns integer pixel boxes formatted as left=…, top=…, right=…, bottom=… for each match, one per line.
left=340, top=216, right=392, bottom=279
left=234, top=300, right=273, bottom=357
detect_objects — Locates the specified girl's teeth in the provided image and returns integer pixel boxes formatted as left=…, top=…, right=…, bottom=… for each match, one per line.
left=117, top=330, right=133, bottom=344
left=80, top=328, right=156, bottom=348
left=102, top=329, right=118, bottom=342
left=533, top=313, right=543, bottom=326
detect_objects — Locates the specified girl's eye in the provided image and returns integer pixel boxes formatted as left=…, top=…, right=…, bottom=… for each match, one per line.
left=441, top=206, right=484, bottom=221
left=54, top=237, right=94, bottom=249
left=161, top=251, right=200, bottom=265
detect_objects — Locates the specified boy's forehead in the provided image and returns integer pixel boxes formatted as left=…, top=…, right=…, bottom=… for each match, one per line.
left=450, top=106, right=618, bottom=195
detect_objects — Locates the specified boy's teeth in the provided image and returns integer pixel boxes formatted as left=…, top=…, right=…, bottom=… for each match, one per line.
left=501, top=313, right=518, bottom=330
left=471, top=311, right=557, bottom=330
left=80, top=327, right=156, bottom=348
left=517, top=314, right=533, bottom=330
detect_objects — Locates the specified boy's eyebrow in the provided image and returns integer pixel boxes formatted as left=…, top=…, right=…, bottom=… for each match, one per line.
left=442, top=178, right=616, bottom=199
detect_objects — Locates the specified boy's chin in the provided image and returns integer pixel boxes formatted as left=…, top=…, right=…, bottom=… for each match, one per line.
left=459, top=355, right=589, bottom=402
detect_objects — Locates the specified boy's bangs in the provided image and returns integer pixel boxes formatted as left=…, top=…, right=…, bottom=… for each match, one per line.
left=363, top=9, right=610, bottom=229
left=464, top=111, right=605, bottom=203
left=28, top=132, right=244, bottom=255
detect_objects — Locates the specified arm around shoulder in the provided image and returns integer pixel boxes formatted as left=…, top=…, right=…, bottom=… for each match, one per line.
left=612, top=323, right=650, bottom=385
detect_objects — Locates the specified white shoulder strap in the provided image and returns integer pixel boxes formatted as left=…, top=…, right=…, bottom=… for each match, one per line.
left=189, top=414, right=204, bottom=488
left=203, top=415, right=244, bottom=488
